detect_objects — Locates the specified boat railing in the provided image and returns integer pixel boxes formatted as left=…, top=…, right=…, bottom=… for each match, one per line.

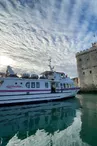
left=6, top=74, right=18, bottom=77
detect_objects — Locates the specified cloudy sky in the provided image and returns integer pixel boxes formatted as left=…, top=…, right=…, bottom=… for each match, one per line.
left=0, top=0, right=97, bottom=77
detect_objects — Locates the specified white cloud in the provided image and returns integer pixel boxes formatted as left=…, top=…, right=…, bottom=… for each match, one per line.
left=0, top=0, right=97, bottom=77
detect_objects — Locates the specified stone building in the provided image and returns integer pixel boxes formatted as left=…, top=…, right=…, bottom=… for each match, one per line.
left=72, top=77, right=79, bottom=87
left=76, top=42, right=97, bottom=92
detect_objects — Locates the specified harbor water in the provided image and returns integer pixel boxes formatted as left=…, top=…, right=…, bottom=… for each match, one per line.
left=0, top=94, right=97, bottom=146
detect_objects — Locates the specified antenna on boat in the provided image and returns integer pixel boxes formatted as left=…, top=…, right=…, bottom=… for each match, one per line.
left=48, top=58, right=54, bottom=71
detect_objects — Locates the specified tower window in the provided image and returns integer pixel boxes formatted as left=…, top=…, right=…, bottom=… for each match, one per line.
left=83, top=72, right=85, bottom=75
left=90, top=70, right=92, bottom=74
left=79, top=58, right=82, bottom=61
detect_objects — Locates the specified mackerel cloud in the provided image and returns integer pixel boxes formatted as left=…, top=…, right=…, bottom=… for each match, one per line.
left=0, top=0, right=97, bottom=77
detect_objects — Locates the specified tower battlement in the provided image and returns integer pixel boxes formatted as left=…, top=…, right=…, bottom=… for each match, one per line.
left=76, top=42, right=97, bottom=57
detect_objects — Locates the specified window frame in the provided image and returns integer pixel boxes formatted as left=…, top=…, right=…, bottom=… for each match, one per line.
left=45, top=82, right=49, bottom=88
left=25, top=82, right=30, bottom=88
left=63, top=83, right=66, bottom=88
left=31, top=82, right=35, bottom=88
left=83, top=72, right=85, bottom=75
left=36, top=82, right=40, bottom=88
left=56, top=82, right=59, bottom=88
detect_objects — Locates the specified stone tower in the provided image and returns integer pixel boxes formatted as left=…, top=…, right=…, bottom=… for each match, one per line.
left=76, top=43, right=97, bottom=91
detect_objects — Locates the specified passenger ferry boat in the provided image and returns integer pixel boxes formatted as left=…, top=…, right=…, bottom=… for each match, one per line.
left=0, top=59, right=80, bottom=105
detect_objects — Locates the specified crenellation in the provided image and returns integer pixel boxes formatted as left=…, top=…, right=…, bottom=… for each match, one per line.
left=76, top=47, right=97, bottom=57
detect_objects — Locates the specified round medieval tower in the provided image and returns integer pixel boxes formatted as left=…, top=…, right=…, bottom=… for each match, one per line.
left=76, top=43, right=97, bottom=91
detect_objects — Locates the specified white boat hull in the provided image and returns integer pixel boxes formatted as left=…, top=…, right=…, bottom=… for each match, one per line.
left=0, top=89, right=79, bottom=105
left=0, top=67, right=80, bottom=105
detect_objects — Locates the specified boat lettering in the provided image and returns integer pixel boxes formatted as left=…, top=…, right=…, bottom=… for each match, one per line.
left=6, top=85, right=22, bottom=89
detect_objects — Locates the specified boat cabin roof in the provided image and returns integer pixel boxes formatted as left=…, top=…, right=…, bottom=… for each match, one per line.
left=41, top=71, right=53, bottom=75
left=41, top=71, right=65, bottom=75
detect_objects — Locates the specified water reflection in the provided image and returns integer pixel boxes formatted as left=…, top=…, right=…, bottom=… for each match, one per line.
left=79, top=94, right=97, bottom=146
left=0, top=98, right=88, bottom=146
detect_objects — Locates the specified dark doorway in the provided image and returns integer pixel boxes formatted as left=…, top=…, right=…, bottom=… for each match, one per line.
left=51, top=82, right=56, bottom=93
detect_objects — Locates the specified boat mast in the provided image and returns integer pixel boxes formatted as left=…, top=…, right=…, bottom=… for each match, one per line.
left=48, top=58, right=54, bottom=71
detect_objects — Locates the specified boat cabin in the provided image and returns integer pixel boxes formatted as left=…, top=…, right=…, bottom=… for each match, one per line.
left=41, top=71, right=66, bottom=81
left=40, top=71, right=70, bottom=93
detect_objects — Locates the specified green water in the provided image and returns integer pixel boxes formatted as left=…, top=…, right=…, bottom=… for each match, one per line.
left=0, top=94, right=97, bottom=146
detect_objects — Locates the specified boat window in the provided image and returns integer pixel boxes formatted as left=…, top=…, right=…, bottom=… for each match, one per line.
left=45, top=82, right=48, bottom=88
left=26, top=82, right=30, bottom=88
left=15, top=82, right=17, bottom=84
left=63, top=84, right=66, bottom=88
left=68, top=84, right=70, bottom=88
left=56, top=82, right=59, bottom=88
left=36, top=82, right=40, bottom=88
left=67, top=84, right=69, bottom=88
left=66, top=84, right=69, bottom=88
left=31, top=82, right=35, bottom=88
left=61, top=74, right=64, bottom=78
left=60, top=83, right=62, bottom=87
left=69, top=84, right=71, bottom=88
